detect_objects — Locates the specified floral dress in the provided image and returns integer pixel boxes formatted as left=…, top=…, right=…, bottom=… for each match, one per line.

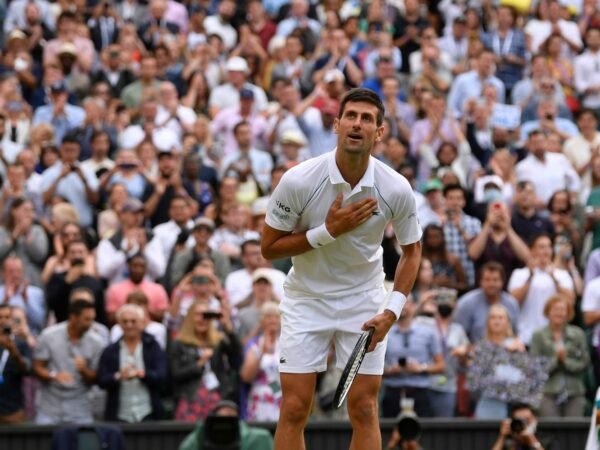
left=245, top=336, right=281, bottom=421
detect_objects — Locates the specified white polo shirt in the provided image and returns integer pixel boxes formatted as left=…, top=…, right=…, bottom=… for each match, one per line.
left=508, top=266, right=573, bottom=345
left=265, top=151, right=422, bottom=298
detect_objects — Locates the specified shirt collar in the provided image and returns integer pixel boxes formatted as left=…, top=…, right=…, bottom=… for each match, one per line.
left=326, top=149, right=375, bottom=190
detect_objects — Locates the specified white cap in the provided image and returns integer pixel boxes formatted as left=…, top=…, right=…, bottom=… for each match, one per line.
left=252, top=268, right=274, bottom=284
left=323, top=68, right=345, bottom=84
left=474, top=175, right=504, bottom=203
left=225, top=56, right=249, bottom=73
left=267, top=35, right=286, bottom=55
left=280, top=129, right=306, bottom=146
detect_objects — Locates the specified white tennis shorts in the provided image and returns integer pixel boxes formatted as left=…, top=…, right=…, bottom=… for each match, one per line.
left=278, top=286, right=388, bottom=375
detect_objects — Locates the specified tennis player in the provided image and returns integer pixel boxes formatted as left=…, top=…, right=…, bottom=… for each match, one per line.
left=262, top=88, right=422, bottom=450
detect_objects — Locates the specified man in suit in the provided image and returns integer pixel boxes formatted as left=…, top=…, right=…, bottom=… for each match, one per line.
left=88, top=1, right=120, bottom=52
left=137, top=0, right=180, bottom=51
left=91, top=44, right=136, bottom=100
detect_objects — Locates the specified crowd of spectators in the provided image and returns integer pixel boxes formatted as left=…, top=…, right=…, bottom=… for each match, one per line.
left=1, top=0, right=600, bottom=429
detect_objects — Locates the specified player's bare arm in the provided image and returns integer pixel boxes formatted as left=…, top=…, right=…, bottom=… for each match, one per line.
left=261, top=194, right=378, bottom=260
left=362, top=240, right=422, bottom=352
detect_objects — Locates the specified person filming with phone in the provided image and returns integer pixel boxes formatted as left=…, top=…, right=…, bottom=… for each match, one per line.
left=382, top=297, right=445, bottom=418
left=491, top=403, right=553, bottom=450
left=169, top=300, right=242, bottom=423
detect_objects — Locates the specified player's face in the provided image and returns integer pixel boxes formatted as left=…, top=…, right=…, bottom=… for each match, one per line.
left=335, top=101, right=384, bottom=156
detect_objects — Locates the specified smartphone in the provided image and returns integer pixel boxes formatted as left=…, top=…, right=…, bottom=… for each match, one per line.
left=398, top=357, right=407, bottom=367
left=71, top=258, right=85, bottom=267
left=2, top=325, right=11, bottom=336
left=119, top=163, right=137, bottom=170
left=202, top=311, right=222, bottom=320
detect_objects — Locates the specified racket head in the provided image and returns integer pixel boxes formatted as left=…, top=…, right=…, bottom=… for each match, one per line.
left=333, top=327, right=375, bottom=409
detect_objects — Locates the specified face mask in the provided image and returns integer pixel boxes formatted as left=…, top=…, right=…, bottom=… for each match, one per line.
left=483, top=188, right=502, bottom=203
left=437, top=303, right=453, bottom=318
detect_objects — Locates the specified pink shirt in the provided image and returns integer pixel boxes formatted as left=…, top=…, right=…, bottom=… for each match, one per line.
left=44, top=37, right=96, bottom=73
left=106, top=279, right=169, bottom=313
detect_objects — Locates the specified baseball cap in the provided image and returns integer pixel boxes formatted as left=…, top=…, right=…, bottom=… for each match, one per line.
left=240, top=88, right=254, bottom=100
left=280, top=130, right=306, bottom=146
left=225, top=56, right=249, bottom=73
left=212, top=400, right=239, bottom=415
left=252, top=268, right=273, bottom=284
left=7, top=29, right=26, bottom=42
left=121, top=198, right=144, bottom=213
left=423, top=178, right=443, bottom=193
left=193, top=217, right=215, bottom=231
left=58, top=42, right=78, bottom=56
left=50, top=80, right=67, bottom=92
left=323, top=68, right=345, bottom=84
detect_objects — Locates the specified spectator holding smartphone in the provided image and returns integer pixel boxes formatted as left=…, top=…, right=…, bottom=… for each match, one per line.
left=169, top=300, right=242, bottom=422
left=382, top=298, right=445, bottom=418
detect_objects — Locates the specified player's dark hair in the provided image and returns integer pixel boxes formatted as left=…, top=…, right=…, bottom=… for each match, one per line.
left=339, top=88, right=385, bottom=127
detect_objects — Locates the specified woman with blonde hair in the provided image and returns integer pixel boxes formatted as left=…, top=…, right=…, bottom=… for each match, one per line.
left=474, top=304, right=526, bottom=419
left=240, top=301, right=282, bottom=421
left=169, top=300, right=242, bottom=422
left=530, top=295, right=589, bottom=417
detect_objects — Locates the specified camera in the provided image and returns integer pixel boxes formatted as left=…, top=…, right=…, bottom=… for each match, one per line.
left=510, top=417, right=526, bottom=434
left=203, top=415, right=240, bottom=450
left=2, top=325, right=11, bottom=336
left=397, top=413, right=422, bottom=442
left=71, top=258, right=85, bottom=267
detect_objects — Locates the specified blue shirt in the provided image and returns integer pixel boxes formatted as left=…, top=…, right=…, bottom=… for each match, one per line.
left=40, top=161, right=99, bottom=227
left=383, top=321, right=442, bottom=389
left=453, top=289, right=520, bottom=343
left=519, top=118, right=579, bottom=142
left=32, top=103, right=86, bottom=145
left=481, top=29, right=526, bottom=90
left=276, top=16, right=321, bottom=38
left=297, top=114, right=337, bottom=158
left=447, top=71, right=506, bottom=117
left=0, top=285, right=45, bottom=336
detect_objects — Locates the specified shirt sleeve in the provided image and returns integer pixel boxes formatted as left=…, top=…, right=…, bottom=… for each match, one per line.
left=264, top=171, right=303, bottom=232
left=507, top=268, right=528, bottom=291
left=33, top=332, right=50, bottom=361
left=581, top=280, right=600, bottom=312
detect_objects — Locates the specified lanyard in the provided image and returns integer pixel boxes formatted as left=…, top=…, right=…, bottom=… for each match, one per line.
left=0, top=349, right=9, bottom=378
left=493, top=30, right=513, bottom=56
left=436, top=320, right=450, bottom=356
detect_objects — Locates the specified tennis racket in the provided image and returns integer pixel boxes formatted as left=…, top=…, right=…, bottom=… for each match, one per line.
left=333, top=327, right=375, bottom=409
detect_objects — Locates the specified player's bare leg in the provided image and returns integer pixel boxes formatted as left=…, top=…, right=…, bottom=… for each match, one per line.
left=347, top=373, right=382, bottom=450
left=274, top=372, right=317, bottom=450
